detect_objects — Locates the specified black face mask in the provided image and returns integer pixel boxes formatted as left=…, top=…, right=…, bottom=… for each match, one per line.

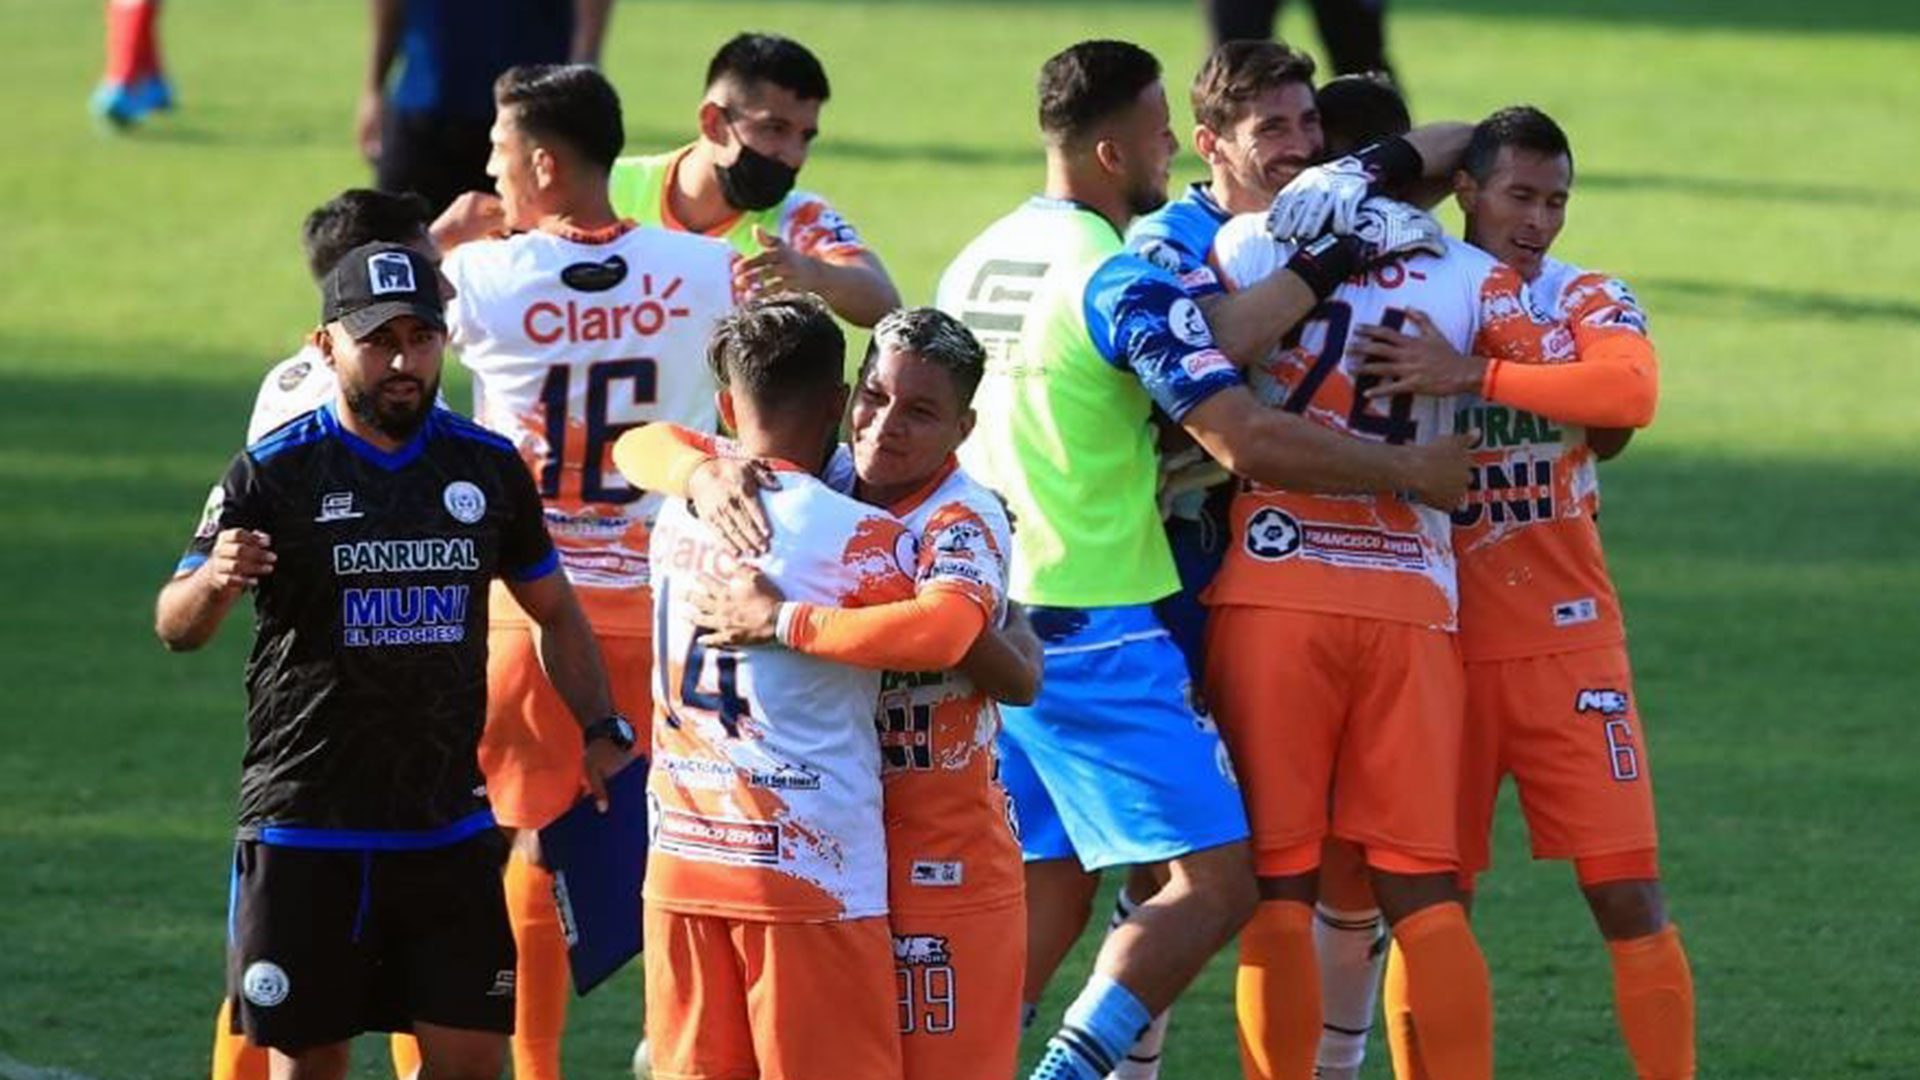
left=715, top=140, right=798, bottom=211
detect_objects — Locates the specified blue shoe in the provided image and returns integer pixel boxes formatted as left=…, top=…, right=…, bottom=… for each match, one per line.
left=89, top=81, right=144, bottom=127
left=131, top=73, right=174, bottom=112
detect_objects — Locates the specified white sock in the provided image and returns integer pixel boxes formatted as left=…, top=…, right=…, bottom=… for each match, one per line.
left=1106, top=887, right=1172, bottom=1080
left=1314, top=904, right=1386, bottom=1080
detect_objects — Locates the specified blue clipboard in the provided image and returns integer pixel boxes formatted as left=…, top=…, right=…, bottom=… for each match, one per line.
left=536, top=757, right=649, bottom=995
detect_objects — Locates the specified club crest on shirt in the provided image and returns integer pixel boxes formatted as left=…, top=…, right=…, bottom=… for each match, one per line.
left=443, top=480, right=486, bottom=524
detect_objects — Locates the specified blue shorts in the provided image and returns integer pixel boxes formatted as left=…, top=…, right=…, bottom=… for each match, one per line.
left=998, top=605, right=1249, bottom=871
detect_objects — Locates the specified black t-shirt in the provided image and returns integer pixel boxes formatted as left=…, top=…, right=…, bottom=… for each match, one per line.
left=179, top=405, right=555, bottom=841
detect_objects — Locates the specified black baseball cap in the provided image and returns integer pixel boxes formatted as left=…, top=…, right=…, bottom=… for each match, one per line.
left=320, top=241, right=446, bottom=338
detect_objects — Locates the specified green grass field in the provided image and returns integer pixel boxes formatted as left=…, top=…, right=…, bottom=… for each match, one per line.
left=4, top=1, right=1919, bottom=1077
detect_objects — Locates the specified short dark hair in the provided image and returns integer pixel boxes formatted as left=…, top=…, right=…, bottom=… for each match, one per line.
left=864, top=307, right=988, bottom=407
left=494, top=64, right=625, bottom=171
left=1190, top=39, right=1316, bottom=134
left=300, top=188, right=433, bottom=282
left=705, top=33, right=830, bottom=102
left=1463, top=105, right=1573, bottom=184
left=707, top=293, right=846, bottom=407
left=1316, top=72, right=1411, bottom=158
left=1038, top=40, right=1162, bottom=145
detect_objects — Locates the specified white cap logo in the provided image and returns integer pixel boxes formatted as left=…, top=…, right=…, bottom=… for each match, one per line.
left=368, top=251, right=416, bottom=295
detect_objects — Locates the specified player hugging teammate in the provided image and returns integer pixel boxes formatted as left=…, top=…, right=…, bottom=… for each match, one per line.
left=162, top=27, right=1694, bottom=1080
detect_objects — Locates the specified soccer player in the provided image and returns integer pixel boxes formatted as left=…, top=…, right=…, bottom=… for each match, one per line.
left=1203, top=0, right=1396, bottom=81
left=936, top=39, right=1470, bottom=1080
left=155, top=241, right=631, bottom=1080
left=360, top=0, right=613, bottom=213
left=1348, top=106, right=1694, bottom=1080
left=642, top=294, right=993, bottom=1080
left=607, top=33, right=901, bottom=327
left=215, top=187, right=458, bottom=1080
left=91, top=0, right=172, bottom=127
left=1208, top=116, right=1532, bottom=1078
left=614, top=306, right=1037, bottom=1080
left=433, top=63, right=737, bottom=1080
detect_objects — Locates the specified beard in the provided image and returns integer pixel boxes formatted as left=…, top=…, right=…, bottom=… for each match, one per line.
left=1124, top=171, right=1169, bottom=219
left=346, top=372, right=437, bottom=441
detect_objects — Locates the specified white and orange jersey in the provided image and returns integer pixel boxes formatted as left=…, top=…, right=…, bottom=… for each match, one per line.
left=442, top=221, right=736, bottom=636
left=646, top=466, right=919, bottom=923
left=1207, top=219, right=1529, bottom=630
left=1452, top=256, right=1652, bottom=661
left=878, top=459, right=1024, bottom=915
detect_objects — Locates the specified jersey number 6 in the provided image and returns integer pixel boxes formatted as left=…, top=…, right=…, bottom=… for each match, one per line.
left=534, top=358, right=659, bottom=503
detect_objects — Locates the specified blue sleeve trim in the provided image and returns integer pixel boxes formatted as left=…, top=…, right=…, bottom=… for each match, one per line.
left=246, top=410, right=328, bottom=463
left=438, top=410, right=517, bottom=453
left=508, top=547, right=561, bottom=583
left=257, top=808, right=497, bottom=851
left=175, top=554, right=208, bottom=574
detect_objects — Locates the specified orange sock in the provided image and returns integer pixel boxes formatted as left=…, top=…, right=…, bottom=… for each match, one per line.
left=1608, top=925, right=1695, bottom=1080
left=1391, top=903, right=1492, bottom=1080
left=1235, top=900, right=1319, bottom=1080
left=210, top=998, right=268, bottom=1080
left=1381, top=940, right=1430, bottom=1080
left=389, top=1034, right=421, bottom=1079
left=506, top=850, right=571, bottom=1080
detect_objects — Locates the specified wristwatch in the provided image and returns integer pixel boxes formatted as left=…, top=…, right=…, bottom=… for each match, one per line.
left=582, top=712, right=636, bottom=752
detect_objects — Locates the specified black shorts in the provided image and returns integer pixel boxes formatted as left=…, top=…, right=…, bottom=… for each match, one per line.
left=375, top=107, right=493, bottom=215
left=225, top=831, right=515, bottom=1051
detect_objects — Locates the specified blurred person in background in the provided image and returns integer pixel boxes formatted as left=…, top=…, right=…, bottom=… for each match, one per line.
left=361, top=0, right=613, bottom=213
left=1202, top=0, right=1396, bottom=84
left=91, top=0, right=173, bottom=127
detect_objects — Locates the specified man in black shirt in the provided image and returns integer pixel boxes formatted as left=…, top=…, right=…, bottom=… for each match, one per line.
left=156, top=241, right=634, bottom=1080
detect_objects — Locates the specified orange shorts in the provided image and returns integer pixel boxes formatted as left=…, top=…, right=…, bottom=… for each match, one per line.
left=480, top=626, right=654, bottom=830
left=891, top=902, right=1025, bottom=1080
left=1205, top=606, right=1465, bottom=874
left=1458, top=645, right=1659, bottom=873
left=643, top=906, right=902, bottom=1080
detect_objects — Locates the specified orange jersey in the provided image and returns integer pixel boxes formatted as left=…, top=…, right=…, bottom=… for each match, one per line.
left=1452, top=258, right=1654, bottom=661
left=646, top=467, right=918, bottom=922
left=1209, top=223, right=1529, bottom=630
left=878, top=460, right=1024, bottom=916
left=442, top=221, right=736, bottom=636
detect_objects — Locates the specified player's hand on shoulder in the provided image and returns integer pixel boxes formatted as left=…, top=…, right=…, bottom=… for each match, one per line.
left=689, top=457, right=779, bottom=556
left=207, top=528, right=275, bottom=594
left=430, top=192, right=507, bottom=252
left=1267, top=156, right=1373, bottom=241
left=687, top=567, right=787, bottom=647
left=1401, top=433, right=1474, bottom=512
left=1352, top=196, right=1446, bottom=265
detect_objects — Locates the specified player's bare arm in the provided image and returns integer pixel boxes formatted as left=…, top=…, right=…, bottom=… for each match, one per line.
left=1587, top=427, right=1636, bottom=461
left=568, top=0, right=613, bottom=66
left=1198, top=264, right=1320, bottom=367
left=957, top=601, right=1043, bottom=706
left=153, top=528, right=274, bottom=652
left=1181, top=386, right=1473, bottom=510
left=504, top=569, right=631, bottom=809
left=1211, top=197, right=1446, bottom=366
left=357, top=0, right=404, bottom=164
left=428, top=191, right=506, bottom=252
left=733, top=226, right=901, bottom=328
